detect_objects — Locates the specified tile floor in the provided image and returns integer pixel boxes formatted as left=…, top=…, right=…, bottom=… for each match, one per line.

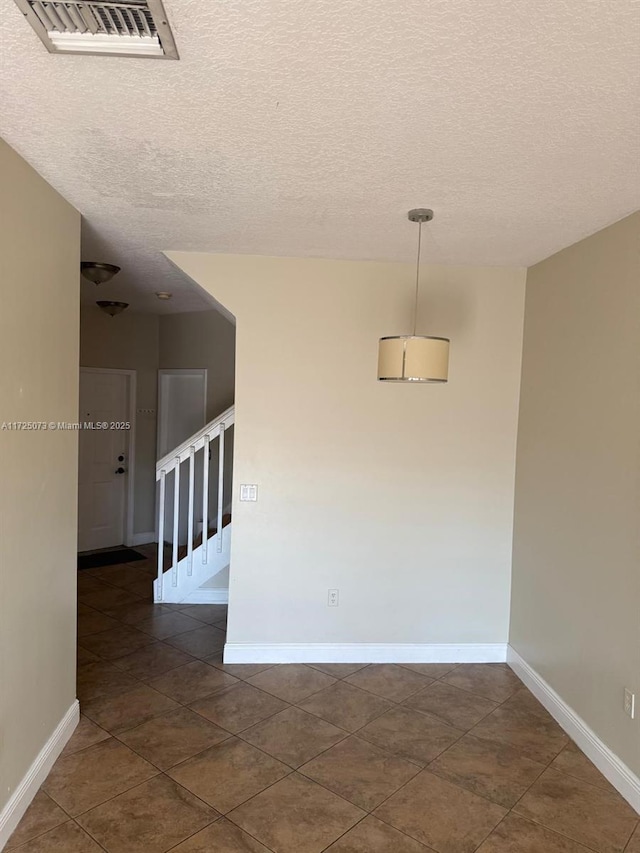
left=6, top=551, right=640, bottom=852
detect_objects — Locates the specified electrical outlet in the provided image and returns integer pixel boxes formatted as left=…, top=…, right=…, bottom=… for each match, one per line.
left=328, top=589, right=339, bottom=607
left=624, top=688, right=635, bottom=719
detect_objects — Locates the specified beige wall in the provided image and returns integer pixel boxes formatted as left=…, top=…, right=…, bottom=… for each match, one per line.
left=0, top=141, right=80, bottom=813
left=168, top=253, right=525, bottom=645
left=80, top=306, right=159, bottom=535
left=511, top=212, right=640, bottom=776
left=159, top=309, right=235, bottom=421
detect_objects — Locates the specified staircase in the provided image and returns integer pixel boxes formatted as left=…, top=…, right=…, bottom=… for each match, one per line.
left=154, top=406, right=234, bottom=603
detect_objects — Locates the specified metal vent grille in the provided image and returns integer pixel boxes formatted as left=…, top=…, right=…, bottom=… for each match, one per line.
left=14, top=0, right=178, bottom=58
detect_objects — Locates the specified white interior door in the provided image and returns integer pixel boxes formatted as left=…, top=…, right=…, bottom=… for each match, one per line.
left=157, top=369, right=207, bottom=457
left=158, top=369, right=207, bottom=544
left=78, top=369, right=131, bottom=552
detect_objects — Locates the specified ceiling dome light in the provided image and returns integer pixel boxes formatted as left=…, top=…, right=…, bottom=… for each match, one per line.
left=378, top=209, right=450, bottom=383
left=81, top=262, right=121, bottom=285
left=155, top=292, right=173, bottom=300
left=97, top=300, right=129, bottom=317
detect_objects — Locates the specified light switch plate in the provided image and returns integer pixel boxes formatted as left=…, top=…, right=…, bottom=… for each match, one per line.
left=240, top=484, right=258, bottom=501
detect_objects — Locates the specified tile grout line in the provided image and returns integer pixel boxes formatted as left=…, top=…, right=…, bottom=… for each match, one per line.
left=70, top=565, right=636, bottom=853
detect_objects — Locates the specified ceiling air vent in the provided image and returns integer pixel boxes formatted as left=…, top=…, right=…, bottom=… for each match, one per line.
left=14, top=0, right=178, bottom=58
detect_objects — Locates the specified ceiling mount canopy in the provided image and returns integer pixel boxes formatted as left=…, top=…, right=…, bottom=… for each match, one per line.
left=377, top=209, right=450, bottom=384
left=81, top=261, right=121, bottom=285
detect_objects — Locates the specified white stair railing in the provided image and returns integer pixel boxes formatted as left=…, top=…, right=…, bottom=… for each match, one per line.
left=155, top=405, right=234, bottom=602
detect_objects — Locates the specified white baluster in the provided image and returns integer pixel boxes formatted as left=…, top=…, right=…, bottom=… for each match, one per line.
left=187, top=446, right=195, bottom=577
left=202, top=434, right=210, bottom=564
left=156, top=469, right=166, bottom=602
left=171, top=456, right=180, bottom=587
left=217, top=423, right=225, bottom=553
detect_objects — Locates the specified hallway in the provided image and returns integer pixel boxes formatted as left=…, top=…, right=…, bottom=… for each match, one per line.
left=5, top=551, right=639, bottom=852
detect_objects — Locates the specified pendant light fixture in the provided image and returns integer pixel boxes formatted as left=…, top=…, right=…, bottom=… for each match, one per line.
left=378, top=209, right=449, bottom=383
left=80, top=262, right=121, bottom=285
left=96, top=300, right=129, bottom=317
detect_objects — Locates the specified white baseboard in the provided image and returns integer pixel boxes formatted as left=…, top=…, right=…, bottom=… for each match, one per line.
left=129, top=532, right=156, bottom=547
left=507, top=647, right=640, bottom=813
left=0, top=700, right=79, bottom=851
left=182, top=588, right=228, bottom=604
left=223, top=643, right=507, bottom=665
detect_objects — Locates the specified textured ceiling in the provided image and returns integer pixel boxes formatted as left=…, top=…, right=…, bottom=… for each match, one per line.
left=1, top=0, right=638, bottom=313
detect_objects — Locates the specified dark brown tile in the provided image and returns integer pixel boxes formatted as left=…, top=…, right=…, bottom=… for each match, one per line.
left=500, top=686, right=555, bottom=721
left=121, top=564, right=158, bottom=583
left=117, top=707, right=231, bottom=769
left=111, top=641, right=195, bottom=679
left=103, top=600, right=170, bottom=624
left=60, top=716, right=110, bottom=757
left=86, top=563, right=140, bottom=589
left=442, top=664, right=522, bottom=702
left=6, top=821, right=104, bottom=852
left=77, top=602, right=96, bottom=615
left=374, top=770, right=506, bottom=853
left=307, top=663, right=370, bottom=678
left=205, top=650, right=275, bottom=680
left=476, top=813, right=596, bottom=852
left=168, top=737, right=290, bottom=813
left=170, top=818, right=272, bottom=851
left=5, top=793, right=67, bottom=850
left=551, top=741, right=619, bottom=795
left=76, top=646, right=100, bottom=664
left=78, top=585, right=144, bottom=612
left=324, top=814, right=434, bottom=852
left=398, top=662, right=460, bottom=678
left=358, top=706, right=463, bottom=765
left=300, top=735, right=420, bottom=811
left=76, top=660, right=138, bottom=702
left=428, top=733, right=546, bottom=807
left=126, top=576, right=155, bottom=599
left=513, top=767, right=638, bottom=853
left=625, top=824, right=640, bottom=853
left=344, top=664, right=433, bottom=701
left=82, top=684, right=180, bottom=733
left=79, top=623, right=154, bottom=660
left=190, top=682, right=288, bottom=733
left=403, top=681, right=498, bottom=730
left=228, top=773, right=365, bottom=853
left=471, top=704, right=570, bottom=764
left=77, top=774, right=217, bottom=852
left=147, top=660, right=238, bottom=704
left=77, top=575, right=109, bottom=597
left=177, top=604, right=228, bottom=624
left=241, top=706, right=347, bottom=767
left=77, top=610, right=118, bottom=637
left=298, top=681, right=393, bottom=732
left=165, top=624, right=226, bottom=659
left=137, top=610, right=204, bottom=640
left=42, top=738, right=157, bottom=815
left=247, top=664, right=336, bottom=704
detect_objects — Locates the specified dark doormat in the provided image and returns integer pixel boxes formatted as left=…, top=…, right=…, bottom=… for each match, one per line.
left=78, top=548, right=147, bottom=571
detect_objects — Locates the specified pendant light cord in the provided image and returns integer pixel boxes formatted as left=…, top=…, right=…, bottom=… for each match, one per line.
left=412, top=220, right=422, bottom=336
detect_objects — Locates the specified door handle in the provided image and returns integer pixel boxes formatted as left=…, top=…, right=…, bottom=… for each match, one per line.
left=115, top=467, right=126, bottom=474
